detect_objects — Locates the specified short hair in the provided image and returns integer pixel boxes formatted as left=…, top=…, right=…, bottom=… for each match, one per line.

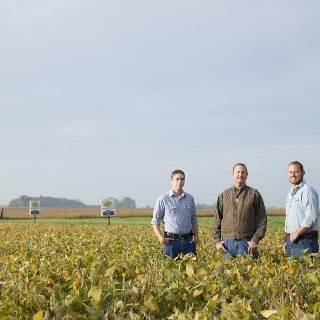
left=288, top=161, right=304, bottom=172
left=171, top=169, right=185, bottom=179
left=233, top=163, right=248, bottom=173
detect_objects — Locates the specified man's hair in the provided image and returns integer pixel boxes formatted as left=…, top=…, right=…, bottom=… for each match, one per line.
left=288, top=161, right=304, bottom=172
left=171, top=169, right=185, bottom=179
left=233, top=163, right=248, bottom=173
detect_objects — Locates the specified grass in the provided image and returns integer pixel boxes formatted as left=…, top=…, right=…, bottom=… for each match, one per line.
left=0, top=215, right=286, bottom=229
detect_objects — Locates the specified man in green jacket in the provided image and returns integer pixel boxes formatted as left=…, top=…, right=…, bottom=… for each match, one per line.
left=212, top=163, right=267, bottom=259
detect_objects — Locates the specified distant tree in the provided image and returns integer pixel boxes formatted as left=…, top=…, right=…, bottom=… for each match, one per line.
left=118, top=197, right=136, bottom=208
left=195, top=203, right=216, bottom=210
left=112, top=198, right=120, bottom=208
left=8, top=195, right=87, bottom=208
left=8, top=195, right=29, bottom=207
left=8, top=195, right=138, bottom=208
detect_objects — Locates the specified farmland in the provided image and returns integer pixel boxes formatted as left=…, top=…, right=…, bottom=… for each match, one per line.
left=0, top=218, right=320, bottom=319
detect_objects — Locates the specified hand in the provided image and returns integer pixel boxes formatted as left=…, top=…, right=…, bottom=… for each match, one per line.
left=289, top=232, right=299, bottom=243
left=283, top=241, right=287, bottom=254
left=191, top=236, right=198, bottom=244
left=282, top=234, right=288, bottom=253
left=160, top=237, right=173, bottom=245
left=216, top=241, right=227, bottom=253
left=247, top=240, right=257, bottom=254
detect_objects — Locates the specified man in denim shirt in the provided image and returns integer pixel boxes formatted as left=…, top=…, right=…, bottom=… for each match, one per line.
left=283, top=161, right=319, bottom=257
left=151, top=169, right=199, bottom=259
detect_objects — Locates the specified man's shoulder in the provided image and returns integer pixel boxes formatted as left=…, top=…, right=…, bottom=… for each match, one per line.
left=157, top=190, right=171, bottom=200
left=220, top=186, right=234, bottom=195
left=302, top=181, right=318, bottom=195
left=183, top=191, right=194, bottom=200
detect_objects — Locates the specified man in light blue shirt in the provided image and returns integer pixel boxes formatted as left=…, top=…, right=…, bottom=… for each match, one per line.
left=151, top=169, right=199, bottom=259
left=284, top=161, right=319, bottom=257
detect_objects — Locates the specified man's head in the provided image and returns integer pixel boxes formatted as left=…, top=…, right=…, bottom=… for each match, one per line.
left=170, top=170, right=185, bottom=194
left=171, top=169, right=185, bottom=179
left=288, top=161, right=305, bottom=187
left=232, top=163, right=248, bottom=187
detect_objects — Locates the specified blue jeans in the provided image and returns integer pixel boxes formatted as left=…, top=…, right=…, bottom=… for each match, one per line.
left=162, top=237, right=197, bottom=259
left=222, top=237, right=258, bottom=260
left=286, top=236, right=319, bottom=257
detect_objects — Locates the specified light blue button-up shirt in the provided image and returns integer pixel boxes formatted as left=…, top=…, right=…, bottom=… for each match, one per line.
left=151, top=189, right=198, bottom=234
left=285, top=180, right=319, bottom=233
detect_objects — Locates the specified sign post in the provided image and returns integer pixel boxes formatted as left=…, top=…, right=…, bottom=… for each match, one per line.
left=29, top=200, right=40, bottom=223
left=101, top=198, right=116, bottom=225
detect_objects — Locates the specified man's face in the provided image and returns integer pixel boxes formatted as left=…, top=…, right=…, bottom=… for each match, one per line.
left=232, top=165, right=248, bottom=185
left=288, top=164, right=304, bottom=186
left=170, top=173, right=185, bottom=191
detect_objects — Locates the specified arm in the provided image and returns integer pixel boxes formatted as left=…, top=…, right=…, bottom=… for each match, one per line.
left=152, top=224, right=171, bottom=245
left=287, top=187, right=318, bottom=243
left=191, top=222, right=198, bottom=243
left=289, top=226, right=310, bottom=243
left=212, top=194, right=227, bottom=253
left=151, top=196, right=173, bottom=245
left=251, top=191, right=267, bottom=244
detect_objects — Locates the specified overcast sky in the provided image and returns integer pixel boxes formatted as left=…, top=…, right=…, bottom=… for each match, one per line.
left=1, top=1, right=319, bottom=208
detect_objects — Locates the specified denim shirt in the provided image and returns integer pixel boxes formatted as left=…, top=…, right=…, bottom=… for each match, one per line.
left=285, top=180, right=319, bottom=234
left=151, top=189, right=198, bottom=234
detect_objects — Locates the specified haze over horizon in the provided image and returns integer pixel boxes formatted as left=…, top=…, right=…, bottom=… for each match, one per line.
left=1, top=1, right=319, bottom=209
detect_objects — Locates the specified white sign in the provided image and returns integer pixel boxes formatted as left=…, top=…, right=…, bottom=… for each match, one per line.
left=101, top=198, right=116, bottom=216
left=29, top=200, right=40, bottom=215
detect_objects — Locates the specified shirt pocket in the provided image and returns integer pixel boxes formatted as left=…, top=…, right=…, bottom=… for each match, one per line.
left=292, top=197, right=300, bottom=208
left=166, top=205, right=176, bottom=217
left=182, top=204, right=192, bottom=219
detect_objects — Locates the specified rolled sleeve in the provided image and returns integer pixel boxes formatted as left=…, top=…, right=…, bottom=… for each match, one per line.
left=151, top=197, right=164, bottom=225
left=190, top=197, right=198, bottom=223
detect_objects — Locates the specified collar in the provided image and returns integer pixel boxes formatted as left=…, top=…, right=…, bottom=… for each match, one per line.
left=291, top=180, right=306, bottom=191
left=169, top=189, right=185, bottom=198
left=232, top=184, right=247, bottom=192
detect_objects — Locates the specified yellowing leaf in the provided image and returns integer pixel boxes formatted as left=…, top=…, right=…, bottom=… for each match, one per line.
left=147, top=298, right=159, bottom=311
left=286, top=267, right=296, bottom=275
left=105, top=267, right=114, bottom=276
left=197, top=267, right=209, bottom=277
left=260, top=310, right=278, bottom=318
left=193, top=285, right=203, bottom=297
left=88, top=286, right=102, bottom=304
left=185, top=263, right=194, bottom=277
left=33, top=310, right=43, bottom=320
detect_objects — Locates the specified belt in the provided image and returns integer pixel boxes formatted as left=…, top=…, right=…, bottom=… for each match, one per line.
left=287, top=231, right=318, bottom=239
left=299, top=231, right=318, bottom=239
left=164, top=231, right=193, bottom=239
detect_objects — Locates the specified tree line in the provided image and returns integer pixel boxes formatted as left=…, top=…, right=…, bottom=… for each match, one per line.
left=7, top=195, right=136, bottom=209
left=7, top=195, right=214, bottom=209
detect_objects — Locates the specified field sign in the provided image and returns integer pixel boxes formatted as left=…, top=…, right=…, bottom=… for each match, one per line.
left=29, top=201, right=40, bottom=215
left=101, top=198, right=116, bottom=217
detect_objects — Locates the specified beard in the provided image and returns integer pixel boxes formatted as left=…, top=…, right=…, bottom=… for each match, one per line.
left=289, top=176, right=303, bottom=186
